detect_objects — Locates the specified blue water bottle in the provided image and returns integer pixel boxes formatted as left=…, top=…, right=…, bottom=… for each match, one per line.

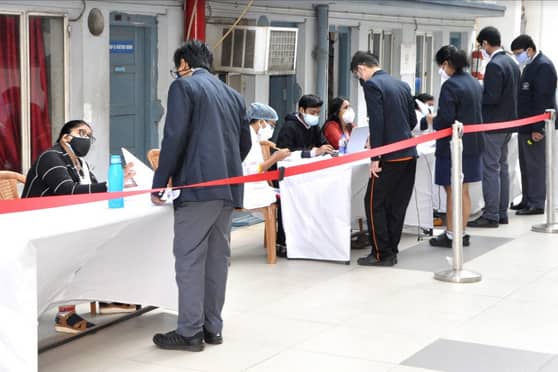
left=338, top=135, right=347, bottom=155
left=108, top=154, right=124, bottom=208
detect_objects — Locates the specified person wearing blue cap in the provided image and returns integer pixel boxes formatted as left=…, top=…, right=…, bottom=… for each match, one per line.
left=243, top=103, right=290, bottom=209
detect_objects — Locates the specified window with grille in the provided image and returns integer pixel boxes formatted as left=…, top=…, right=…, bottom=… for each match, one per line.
left=368, top=30, right=393, bottom=74
left=268, top=30, right=297, bottom=71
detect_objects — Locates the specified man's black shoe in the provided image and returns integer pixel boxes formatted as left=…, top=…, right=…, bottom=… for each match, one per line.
left=203, top=327, right=223, bottom=345
left=357, top=254, right=397, bottom=266
left=467, top=216, right=498, bottom=228
left=276, top=244, right=287, bottom=258
left=516, top=207, right=544, bottom=216
left=429, top=233, right=470, bottom=248
left=510, top=202, right=526, bottom=211
left=153, top=330, right=204, bottom=351
left=499, top=217, right=509, bottom=224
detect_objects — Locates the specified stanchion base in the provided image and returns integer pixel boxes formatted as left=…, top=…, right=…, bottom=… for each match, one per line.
left=532, top=223, right=558, bottom=233
left=434, top=269, right=482, bottom=283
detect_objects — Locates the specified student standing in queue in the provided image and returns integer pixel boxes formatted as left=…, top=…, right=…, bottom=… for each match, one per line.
left=510, top=34, right=557, bottom=216
left=350, top=51, right=417, bottom=267
left=427, top=45, right=484, bottom=248
left=467, top=26, right=519, bottom=228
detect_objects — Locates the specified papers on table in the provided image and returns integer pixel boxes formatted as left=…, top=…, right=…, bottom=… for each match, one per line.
left=121, top=147, right=154, bottom=190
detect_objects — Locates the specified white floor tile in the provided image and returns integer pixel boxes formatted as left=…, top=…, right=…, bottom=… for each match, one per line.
left=297, top=326, right=437, bottom=364
left=245, top=349, right=393, bottom=372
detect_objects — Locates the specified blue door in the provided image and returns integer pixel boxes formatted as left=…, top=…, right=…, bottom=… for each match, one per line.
left=110, top=14, right=160, bottom=162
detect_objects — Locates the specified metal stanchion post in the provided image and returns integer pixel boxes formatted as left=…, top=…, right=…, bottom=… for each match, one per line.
left=434, top=121, right=482, bottom=283
left=532, top=109, right=558, bottom=233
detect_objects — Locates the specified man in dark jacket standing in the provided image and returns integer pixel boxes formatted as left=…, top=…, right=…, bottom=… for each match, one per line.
left=151, top=40, right=251, bottom=351
left=468, top=27, right=520, bottom=228
left=510, top=34, right=557, bottom=216
left=351, top=51, right=417, bottom=267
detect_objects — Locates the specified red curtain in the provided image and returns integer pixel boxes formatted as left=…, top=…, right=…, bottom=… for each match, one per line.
left=0, top=15, right=22, bottom=172
left=29, top=17, right=52, bottom=163
left=0, top=16, right=51, bottom=172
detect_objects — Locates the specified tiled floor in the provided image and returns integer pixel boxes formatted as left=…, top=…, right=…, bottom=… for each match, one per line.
left=39, top=211, right=558, bottom=372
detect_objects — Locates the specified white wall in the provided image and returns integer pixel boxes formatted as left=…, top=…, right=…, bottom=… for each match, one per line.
left=524, top=0, right=558, bottom=65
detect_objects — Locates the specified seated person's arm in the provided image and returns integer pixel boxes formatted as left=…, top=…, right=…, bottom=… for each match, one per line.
left=322, top=121, right=342, bottom=149
left=259, top=147, right=290, bottom=172
left=37, top=152, right=106, bottom=195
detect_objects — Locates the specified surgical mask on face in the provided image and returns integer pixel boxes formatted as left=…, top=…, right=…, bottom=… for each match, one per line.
left=438, top=67, right=450, bottom=85
left=303, top=113, right=320, bottom=126
left=342, top=107, right=355, bottom=124
left=69, top=136, right=91, bottom=157
left=481, top=48, right=490, bottom=60
left=257, top=122, right=274, bottom=141
left=515, top=51, right=529, bottom=65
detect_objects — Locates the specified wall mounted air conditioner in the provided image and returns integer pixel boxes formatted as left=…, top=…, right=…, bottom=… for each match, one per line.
left=212, top=25, right=298, bottom=75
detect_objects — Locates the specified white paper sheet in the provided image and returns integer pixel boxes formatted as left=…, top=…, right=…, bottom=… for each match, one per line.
left=121, top=147, right=154, bottom=190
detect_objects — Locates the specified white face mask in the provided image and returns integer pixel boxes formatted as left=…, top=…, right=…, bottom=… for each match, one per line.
left=303, top=113, right=320, bottom=126
left=257, top=121, right=274, bottom=141
left=481, top=48, right=490, bottom=60
left=438, top=66, right=450, bottom=85
left=342, top=107, right=355, bottom=124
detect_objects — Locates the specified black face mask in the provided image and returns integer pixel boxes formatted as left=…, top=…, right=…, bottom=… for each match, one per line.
left=69, top=136, right=91, bottom=157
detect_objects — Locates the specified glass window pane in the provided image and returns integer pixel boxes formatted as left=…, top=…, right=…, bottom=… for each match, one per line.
left=425, top=35, right=433, bottom=93
left=29, top=16, right=64, bottom=164
left=383, top=34, right=392, bottom=74
left=416, top=35, right=424, bottom=93
left=450, top=32, right=462, bottom=49
left=0, top=14, right=22, bottom=172
left=373, top=33, right=381, bottom=58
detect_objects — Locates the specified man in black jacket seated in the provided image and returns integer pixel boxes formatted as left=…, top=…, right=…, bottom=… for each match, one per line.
left=510, top=35, right=557, bottom=216
left=273, top=94, right=334, bottom=257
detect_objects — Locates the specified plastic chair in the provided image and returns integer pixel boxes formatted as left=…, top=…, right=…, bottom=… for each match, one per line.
left=0, top=171, right=26, bottom=200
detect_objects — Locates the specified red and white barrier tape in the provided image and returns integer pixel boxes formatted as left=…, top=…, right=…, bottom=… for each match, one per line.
left=0, top=112, right=550, bottom=214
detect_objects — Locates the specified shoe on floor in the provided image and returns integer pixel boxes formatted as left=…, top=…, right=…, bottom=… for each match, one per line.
left=357, top=254, right=397, bottom=266
left=467, top=216, right=498, bottom=228
left=99, top=302, right=138, bottom=314
left=276, top=244, right=287, bottom=258
left=516, top=207, right=544, bottom=216
left=153, top=330, right=204, bottom=351
left=499, top=217, right=509, bottom=224
left=203, top=327, right=223, bottom=345
left=55, top=311, right=95, bottom=334
left=510, top=201, right=526, bottom=211
left=429, top=233, right=470, bottom=248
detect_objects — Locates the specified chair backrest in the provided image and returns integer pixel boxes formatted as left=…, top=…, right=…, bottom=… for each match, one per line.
left=146, top=149, right=160, bottom=170
left=259, top=140, right=273, bottom=162
left=0, top=171, right=26, bottom=200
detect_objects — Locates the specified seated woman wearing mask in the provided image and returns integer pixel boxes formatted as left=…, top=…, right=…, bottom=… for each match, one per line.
left=322, top=97, right=356, bottom=149
left=22, top=120, right=136, bottom=333
left=243, top=103, right=290, bottom=209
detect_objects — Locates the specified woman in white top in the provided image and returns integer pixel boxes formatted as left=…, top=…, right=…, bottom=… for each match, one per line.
left=243, top=103, right=290, bottom=209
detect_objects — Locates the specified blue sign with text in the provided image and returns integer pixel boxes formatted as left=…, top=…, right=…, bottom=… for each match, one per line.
left=110, top=40, right=134, bottom=54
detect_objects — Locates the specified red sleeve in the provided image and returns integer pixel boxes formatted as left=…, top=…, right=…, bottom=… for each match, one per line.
left=323, top=121, right=343, bottom=149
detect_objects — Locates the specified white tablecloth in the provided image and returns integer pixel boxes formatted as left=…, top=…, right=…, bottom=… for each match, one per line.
left=0, top=195, right=176, bottom=372
left=278, top=136, right=523, bottom=263
left=279, top=153, right=435, bottom=262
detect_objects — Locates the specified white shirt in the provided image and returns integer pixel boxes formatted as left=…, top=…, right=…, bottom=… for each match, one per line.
left=242, top=127, right=277, bottom=209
